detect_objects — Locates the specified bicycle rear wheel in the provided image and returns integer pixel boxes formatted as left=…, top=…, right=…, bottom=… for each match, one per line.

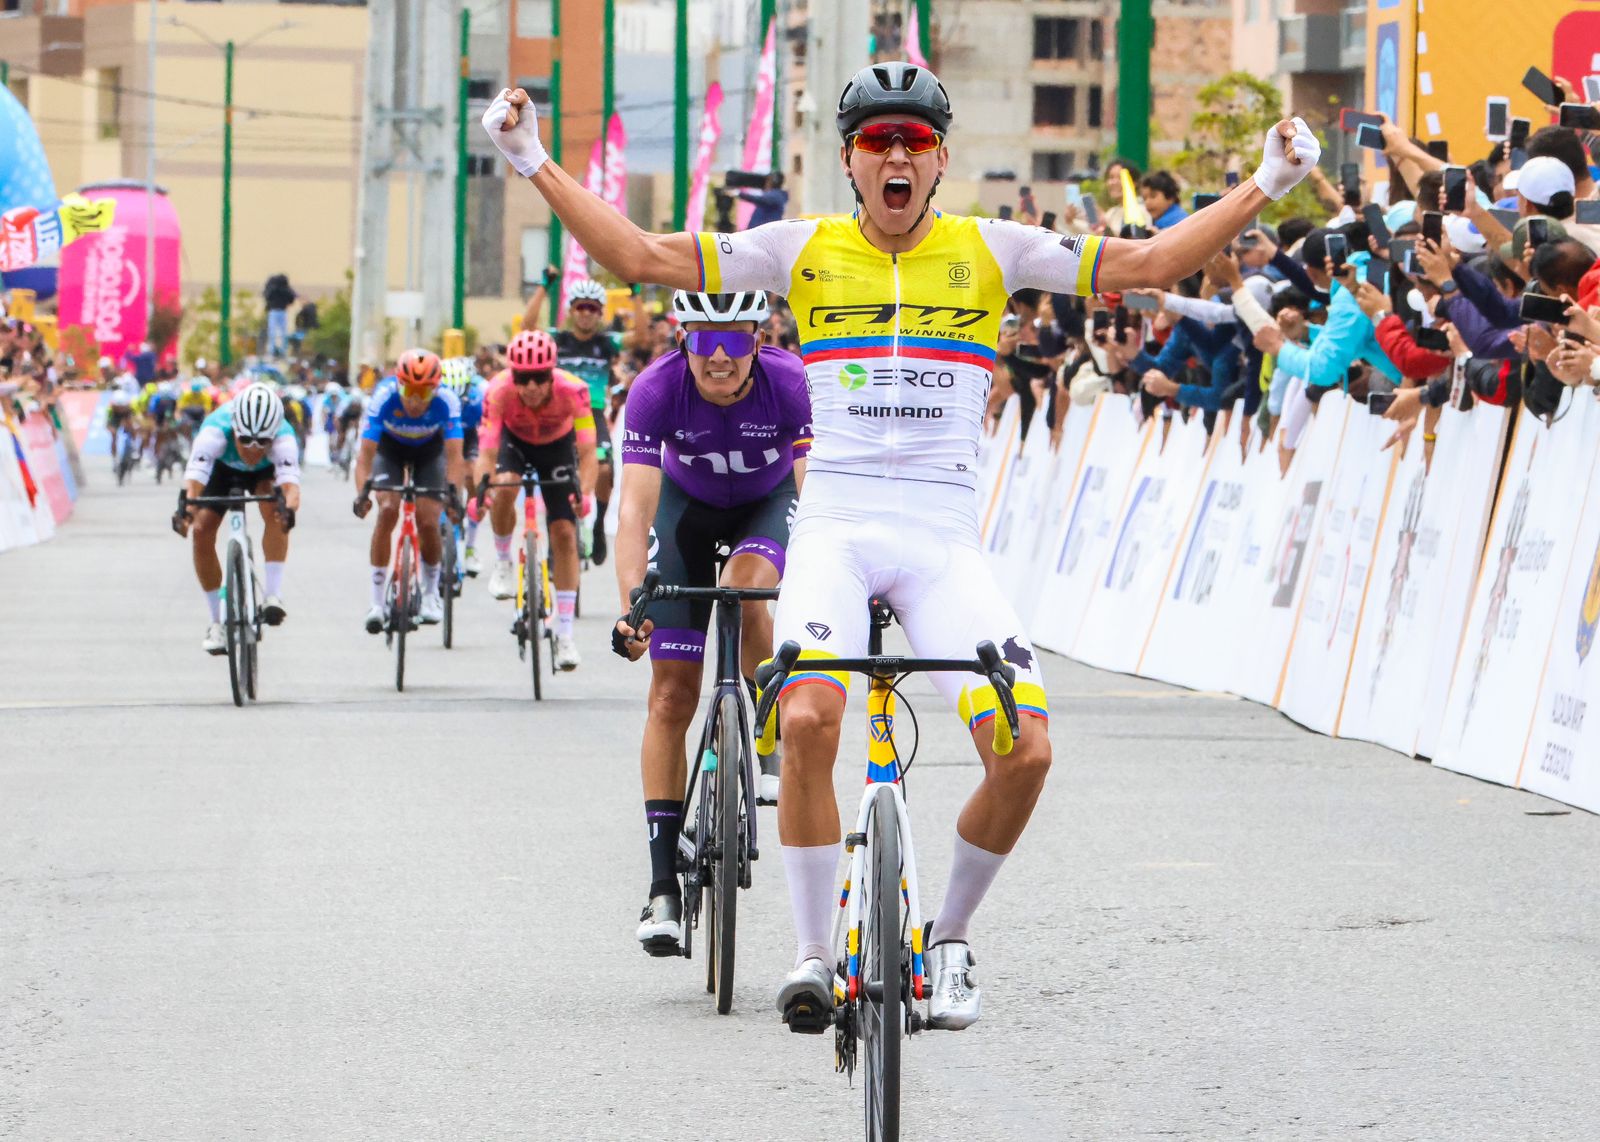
left=395, top=542, right=413, bottom=692
left=862, top=782, right=902, bottom=1142
left=708, top=691, right=744, bottom=1013
left=440, top=517, right=457, bottom=649
left=224, top=544, right=245, bottom=707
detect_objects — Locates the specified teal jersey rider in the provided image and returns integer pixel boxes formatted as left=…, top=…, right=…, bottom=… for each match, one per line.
left=199, top=401, right=296, bottom=471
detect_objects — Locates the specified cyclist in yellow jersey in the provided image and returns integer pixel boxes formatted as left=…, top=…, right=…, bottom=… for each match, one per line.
left=484, top=63, right=1320, bottom=1031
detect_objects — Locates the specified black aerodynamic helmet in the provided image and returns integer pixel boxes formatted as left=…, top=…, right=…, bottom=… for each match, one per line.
left=836, top=62, right=953, bottom=139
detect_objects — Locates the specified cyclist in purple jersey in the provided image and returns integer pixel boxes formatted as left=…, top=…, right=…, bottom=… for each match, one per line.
left=612, top=290, right=812, bottom=956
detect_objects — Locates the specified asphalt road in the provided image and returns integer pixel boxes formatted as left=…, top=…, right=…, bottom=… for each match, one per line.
left=3, top=463, right=1597, bottom=1141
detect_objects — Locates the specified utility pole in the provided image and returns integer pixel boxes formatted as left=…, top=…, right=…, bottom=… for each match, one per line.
left=418, top=0, right=454, bottom=345
left=452, top=6, right=469, bottom=331
left=602, top=0, right=614, bottom=191
left=220, top=40, right=235, bottom=364
left=673, top=0, right=689, bottom=230
left=1116, top=0, right=1152, bottom=170
left=546, top=0, right=563, bottom=327
left=145, top=0, right=157, bottom=331
left=349, top=0, right=396, bottom=376
left=803, top=0, right=868, bottom=216
left=915, top=0, right=931, bottom=59
left=761, top=0, right=779, bottom=173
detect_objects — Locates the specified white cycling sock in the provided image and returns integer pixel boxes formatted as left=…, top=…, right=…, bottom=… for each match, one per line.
left=464, top=516, right=480, bottom=547
left=494, top=532, right=512, bottom=561
left=370, top=566, right=387, bottom=607
left=264, top=561, right=284, bottom=597
left=782, top=841, right=842, bottom=967
left=204, top=588, right=222, bottom=622
left=421, top=560, right=440, bottom=594
left=930, top=833, right=1007, bottom=946
left=555, top=590, right=577, bottom=636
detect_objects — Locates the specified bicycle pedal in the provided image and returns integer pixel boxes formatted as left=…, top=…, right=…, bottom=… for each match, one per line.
left=641, top=935, right=682, bottom=959
left=782, top=997, right=834, bottom=1035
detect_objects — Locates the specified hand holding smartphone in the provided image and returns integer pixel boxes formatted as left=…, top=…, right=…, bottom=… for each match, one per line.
left=1485, top=96, right=1510, bottom=141
left=1421, top=212, right=1445, bottom=246
left=1522, top=66, right=1566, bottom=107
left=1443, top=166, right=1468, bottom=213
left=1521, top=292, right=1571, bottom=324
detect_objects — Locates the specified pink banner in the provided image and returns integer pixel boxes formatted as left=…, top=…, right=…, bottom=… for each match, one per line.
left=686, top=82, right=726, bottom=232
left=560, top=137, right=606, bottom=321
left=735, top=19, right=778, bottom=230
left=905, top=4, right=929, bottom=69
left=57, top=184, right=182, bottom=366
left=601, top=113, right=628, bottom=216
left=20, top=412, right=70, bottom=524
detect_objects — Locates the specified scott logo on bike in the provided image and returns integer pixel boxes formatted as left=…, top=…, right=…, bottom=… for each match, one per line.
left=805, top=621, right=832, bottom=640
left=869, top=714, right=893, bottom=743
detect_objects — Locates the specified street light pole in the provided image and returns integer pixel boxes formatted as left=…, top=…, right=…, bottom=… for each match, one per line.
left=220, top=39, right=235, bottom=365
left=672, top=0, right=688, bottom=230
left=545, top=0, right=563, bottom=328
left=145, top=0, right=157, bottom=332
left=452, top=6, right=469, bottom=330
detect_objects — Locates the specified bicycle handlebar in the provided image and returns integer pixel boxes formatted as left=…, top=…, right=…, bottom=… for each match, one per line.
left=752, top=638, right=1024, bottom=757
left=473, top=466, right=581, bottom=515
left=625, top=567, right=781, bottom=636
left=358, top=478, right=459, bottom=504
left=174, top=488, right=291, bottom=534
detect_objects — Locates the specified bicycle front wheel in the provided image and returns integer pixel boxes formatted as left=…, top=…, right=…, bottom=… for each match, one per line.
left=224, top=544, right=246, bottom=707
left=441, top=518, right=457, bottom=649
left=527, top=541, right=543, bottom=699
left=863, top=782, right=903, bottom=1142
left=708, top=691, right=744, bottom=1013
left=395, top=543, right=413, bottom=692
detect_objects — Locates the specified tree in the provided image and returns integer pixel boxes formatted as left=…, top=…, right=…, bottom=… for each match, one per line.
left=181, top=286, right=263, bottom=365
left=304, top=271, right=354, bottom=366
left=1170, top=71, right=1325, bottom=224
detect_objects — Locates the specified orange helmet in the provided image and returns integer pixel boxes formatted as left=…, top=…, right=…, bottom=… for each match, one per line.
left=507, top=330, right=558, bottom=371
left=396, top=348, right=442, bottom=391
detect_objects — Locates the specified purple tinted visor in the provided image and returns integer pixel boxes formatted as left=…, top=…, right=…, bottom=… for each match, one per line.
left=683, top=329, right=757, bottom=359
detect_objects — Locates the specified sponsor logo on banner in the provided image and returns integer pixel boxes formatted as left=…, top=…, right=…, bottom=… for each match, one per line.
left=1056, top=465, right=1105, bottom=574
left=1369, top=471, right=1427, bottom=701
left=1577, top=533, right=1600, bottom=664
left=87, top=226, right=132, bottom=347
left=1466, top=477, right=1531, bottom=722
left=1271, top=480, right=1322, bottom=608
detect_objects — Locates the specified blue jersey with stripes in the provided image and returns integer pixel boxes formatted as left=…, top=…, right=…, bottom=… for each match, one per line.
left=360, top=378, right=464, bottom=446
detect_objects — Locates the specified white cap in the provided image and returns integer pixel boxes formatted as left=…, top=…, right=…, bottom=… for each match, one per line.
left=195, top=358, right=208, bottom=370
left=1445, top=213, right=1486, bottom=254
left=97, top=355, right=113, bottom=369
left=1506, top=155, right=1575, bottom=206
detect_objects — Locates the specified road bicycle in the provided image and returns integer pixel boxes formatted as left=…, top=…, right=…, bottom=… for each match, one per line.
left=174, top=489, right=292, bottom=707
left=360, top=476, right=457, bottom=692
left=154, top=425, right=186, bottom=484
left=481, top=466, right=578, bottom=699
left=115, top=423, right=140, bottom=485
left=626, top=567, right=781, bottom=1014
left=754, top=607, right=1021, bottom=1142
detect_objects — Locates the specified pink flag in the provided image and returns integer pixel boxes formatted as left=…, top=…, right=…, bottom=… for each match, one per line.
left=734, top=18, right=778, bottom=230
left=686, top=82, right=726, bottom=231
left=905, top=4, right=929, bottom=69
left=560, top=136, right=606, bottom=321
left=601, top=113, right=628, bottom=215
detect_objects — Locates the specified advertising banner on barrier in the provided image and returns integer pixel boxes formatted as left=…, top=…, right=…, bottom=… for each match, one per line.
left=20, top=411, right=70, bottom=523
left=976, top=401, right=1022, bottom=546
left=1074, top=412, right=1213, bottom=674
left=1141, top=410, right=1263, bottom=692
left=988, top=419, right=1056, bottom=599
left=999, top=403, right=1095, bottom=632
left=1277, top=411, right=1398, bottom=735
left=1433, top=400, right=1600, bottom=787
left=1231, top=394, right=1351, bottom=706
left=0, top=419, right=40, bottom=551
left=1031, top=397, right=1149, bottom=655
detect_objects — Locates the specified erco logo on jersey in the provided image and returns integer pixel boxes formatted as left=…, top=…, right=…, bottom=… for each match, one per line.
left=838, top=364, right=870, bottom=391
left=857, top=365, right=958, bottom=389
left=809, top=302, right=988, bottom=329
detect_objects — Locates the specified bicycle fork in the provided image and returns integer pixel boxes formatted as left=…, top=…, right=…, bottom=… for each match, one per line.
left=840, top=677, right=927, bottom=1005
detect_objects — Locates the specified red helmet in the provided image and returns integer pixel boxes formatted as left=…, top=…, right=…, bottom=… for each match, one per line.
left=396, top=348, right=442, bottom=390
left=507, top=330, right=557, bottom=371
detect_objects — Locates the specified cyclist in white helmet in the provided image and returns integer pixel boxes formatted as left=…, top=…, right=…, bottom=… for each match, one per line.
left=174, top=382, right=302, bottom=654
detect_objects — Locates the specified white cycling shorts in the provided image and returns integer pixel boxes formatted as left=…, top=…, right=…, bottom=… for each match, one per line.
left=772, top=471, right=1048, bottom=732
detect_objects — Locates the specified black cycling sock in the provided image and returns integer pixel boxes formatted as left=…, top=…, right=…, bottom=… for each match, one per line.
left=592, top=502, right=609, bottom=563
left=646, top=799, right=684, bottom=898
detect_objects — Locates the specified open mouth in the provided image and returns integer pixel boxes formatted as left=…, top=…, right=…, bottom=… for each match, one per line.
left=883, top=177, right=912, bottom=212
left=706, top=364, right=737, bottom=382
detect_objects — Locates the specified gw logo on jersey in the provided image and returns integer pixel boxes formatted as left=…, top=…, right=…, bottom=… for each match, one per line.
left=808, top=302, right=988, bottom=330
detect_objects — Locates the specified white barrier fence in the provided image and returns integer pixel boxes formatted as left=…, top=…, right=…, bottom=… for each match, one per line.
left=977, top=390, right=1600, bottom=815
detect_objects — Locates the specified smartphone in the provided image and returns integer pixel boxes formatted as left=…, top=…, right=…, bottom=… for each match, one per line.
left=1362, top=203, right=1392, bottom=248
left=1368, top=392, right=1396, bottom=415
left=1489, top=207, right=1520, bottom=230
left=1586, top=76, right=1600, bottom=104
left=1365, top=256, right=1391, bottom=290
left=1063, top=182, right=1081, bottom=207
left=1425, top=140, right=1451, bottom=161
left=1521, top=293, right=1570, bottom=324
left=1389, top=238, right=1416, bottom=275
left=1576, top=200, right=1600, bottom=225
left=1510, top=147, right=1529, bottom=171
left=1523, top=66, right=1565, bottom=107
left=1080, top=193, right=1099, bottom=225
left=1509, top=117, right=1531, bottom=150
left=1224, top=169, right=1240, bottom=188
left=1325, top=232, right=1349, bottom=270
left=1040, top=210, right=1058, bottom=231
left=1485, top=96, right=1511, bottom=141
left=1413, top=325, right=1451, bottom=352
left=1341, top=109, right=1384, bottom=133
left=1341, top=162, right=1362, bottom=205
left=1357, top=122, right=1385, bottom=150
left=1559, top=102, right=1600, bottom=130
left=1000, top=313, right=1022, bottom=335
left=1192, top=192, right=1222, bottom=212
left=1527, top=217, right=1550, bottom=248
left=1443, top=166, right=1468, bottom=212
left=1235, top=228, right=1259, bottom=251
left=1124, top=292, right=1162, bottom=312
left=1421, top=211, right=1444, bottom=245
left=1091, top=309, right=1112, bottom=333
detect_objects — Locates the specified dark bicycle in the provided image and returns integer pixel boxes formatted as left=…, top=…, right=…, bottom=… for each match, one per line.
left=479, top=465, right=579, bottom=700
left=626, top=567, right=780, bottom=1014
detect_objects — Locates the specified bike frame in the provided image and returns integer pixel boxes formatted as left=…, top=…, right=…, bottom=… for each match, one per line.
left=223, top=505, right=260, bottom=623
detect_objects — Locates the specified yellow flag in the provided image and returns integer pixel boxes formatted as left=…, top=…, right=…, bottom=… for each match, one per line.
left=1119, top=169, right=1151, bottom=230
left=57, top=194, right=117, bottom=244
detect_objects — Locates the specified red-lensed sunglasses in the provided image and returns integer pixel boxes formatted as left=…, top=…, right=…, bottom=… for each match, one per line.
left=848, top=120, right=943, bottom=156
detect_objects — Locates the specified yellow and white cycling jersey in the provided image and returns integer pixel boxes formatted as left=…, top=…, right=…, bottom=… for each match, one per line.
left=694, top=211, right=1104, bottom=491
